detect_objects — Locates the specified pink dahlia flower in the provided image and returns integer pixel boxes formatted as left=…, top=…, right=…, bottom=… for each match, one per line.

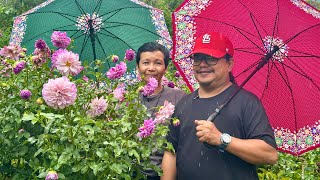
left=106, top=62, right=127, bottom=80
left=141, top=77, right=158, bottom=96
left=161, top=76, right=169, bottom=86
left=51, top=31, right=71, bottom=49
left=55, top=50, right=82, bottom=76
left=113, top=83, right=126, bottom=101
left=42, top=77, right=77, bottom=109
left=86, top=97, right=107, bottom=117
left=137, top=118, right=155, bottom=139
left=154, top=101, right=175, bottom=124
left=51, top=49, right=68, bottom=68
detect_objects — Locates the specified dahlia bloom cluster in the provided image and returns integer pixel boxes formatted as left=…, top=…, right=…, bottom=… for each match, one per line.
left=154, top=101, right=175, bottom=124
left=137, top=118, right=156, bottom=139
left=42, top=76, right=77, bottom=109
left=32, top=39, right=51, bottom=66
left=141, top=77, right=158, bottom=96
left=0, top=42, right=26, bottom=60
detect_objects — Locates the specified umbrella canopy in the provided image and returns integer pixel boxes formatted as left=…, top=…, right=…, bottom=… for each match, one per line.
left=172, top=0, right=320, bottom=155
left=10, top=0, right=172, bottom=71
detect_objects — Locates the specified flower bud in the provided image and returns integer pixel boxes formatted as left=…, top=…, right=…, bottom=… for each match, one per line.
left=13, top=61, right=26, bottom=74
left=111, top=55, right=119, bottom=63
left=174, top=71, right=180, bottom=77
left=173, top=119, right=180, bottom=126
left=167, top=81, right=175, bottom=88
left=20, top=89, right=32, bottom=100
left=45, top=170, right=59, bottom=180
left=36, top=98, right=43, bottom=105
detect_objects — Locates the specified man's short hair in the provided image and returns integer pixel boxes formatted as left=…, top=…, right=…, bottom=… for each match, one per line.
left=136, top=42, right=170, bottom=68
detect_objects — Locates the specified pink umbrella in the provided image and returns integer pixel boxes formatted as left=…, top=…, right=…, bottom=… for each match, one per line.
left=172, top=0, right=320, bottom=155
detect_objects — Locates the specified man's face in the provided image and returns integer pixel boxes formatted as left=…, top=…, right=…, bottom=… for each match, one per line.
left=192, top=53, right=233, bottom=88
left=137, top=50, right=167, bottom=84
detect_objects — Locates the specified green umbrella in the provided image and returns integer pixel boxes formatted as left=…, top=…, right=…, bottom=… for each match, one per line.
left=10, top=0, right=172, bottom=71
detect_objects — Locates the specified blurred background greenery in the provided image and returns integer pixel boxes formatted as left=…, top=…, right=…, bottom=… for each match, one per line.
left=1, top=0, right=320, bottom=179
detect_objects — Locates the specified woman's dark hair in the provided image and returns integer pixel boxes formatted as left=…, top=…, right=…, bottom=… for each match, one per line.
left=225, top=54, right=237, bottom=84
left=136, top=42, right=170, bottom=68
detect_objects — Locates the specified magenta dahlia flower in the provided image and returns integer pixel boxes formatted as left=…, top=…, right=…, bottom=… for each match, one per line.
left=34, top=39, right=48, bottom=50
left=54, top=50, right=82, bottom=76
left=124, top=49, right=135, bottom=61
left=141, top=77, right=158, bottom=96
left=42, top=77, right=77, bottom=109
left=106, top=62, right=127, bottom=80
left=13, top=61, right=26, bottom=74
left=137, top=118, right=155, bottom=139
left=86, top=97, right=107, bottom=117
left=51, top=31, right=71, bottom=49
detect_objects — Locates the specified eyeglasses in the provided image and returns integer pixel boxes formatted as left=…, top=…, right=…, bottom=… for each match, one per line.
left=191, top=54, right=220, bottom=66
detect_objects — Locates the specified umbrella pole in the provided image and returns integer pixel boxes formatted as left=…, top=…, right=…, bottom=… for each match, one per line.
left=88, top=20, right=98, bottom=67
left=204, top=46, right=279, bottom=149
left=207, top=45, right=280, bottom=122
left=88, top=20, right=100, bottom=88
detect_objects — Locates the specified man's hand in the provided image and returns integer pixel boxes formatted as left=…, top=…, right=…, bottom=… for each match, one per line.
left=195, top=120, right=222, bottom=146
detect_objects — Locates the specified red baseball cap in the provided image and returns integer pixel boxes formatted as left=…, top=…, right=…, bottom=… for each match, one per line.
left=189, top=32, right=234, bottom=58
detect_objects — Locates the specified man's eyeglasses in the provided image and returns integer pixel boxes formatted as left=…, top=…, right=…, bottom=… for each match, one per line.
left=191, top=54, right=220, bottom=66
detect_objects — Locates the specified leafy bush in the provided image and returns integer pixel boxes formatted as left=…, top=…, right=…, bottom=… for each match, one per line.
left=258, top=148, right=320, bottom=180
left=0, top=32, right=178, bottom=179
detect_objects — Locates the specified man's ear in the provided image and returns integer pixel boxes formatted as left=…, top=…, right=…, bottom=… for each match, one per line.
left=227, top=58, right=234, bottom=72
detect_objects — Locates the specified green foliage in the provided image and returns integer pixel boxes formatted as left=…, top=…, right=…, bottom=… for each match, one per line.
left=0, top=5, right=16, bottom=47
left=258, top=148, right=320, bottom=180
left=142, top=0, right=184, bottom=35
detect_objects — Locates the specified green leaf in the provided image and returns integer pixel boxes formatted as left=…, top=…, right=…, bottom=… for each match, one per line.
left=38, top=172, right=47, bottom=178
left=22, top=113, right=35, bottom=121
left=110, top=164, right=123, bottom=174
left=58, top=150, right=72, bottom=165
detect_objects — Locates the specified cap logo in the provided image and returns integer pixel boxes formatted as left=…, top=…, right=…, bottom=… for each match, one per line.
left=202, top=34, right=211, bottom=44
